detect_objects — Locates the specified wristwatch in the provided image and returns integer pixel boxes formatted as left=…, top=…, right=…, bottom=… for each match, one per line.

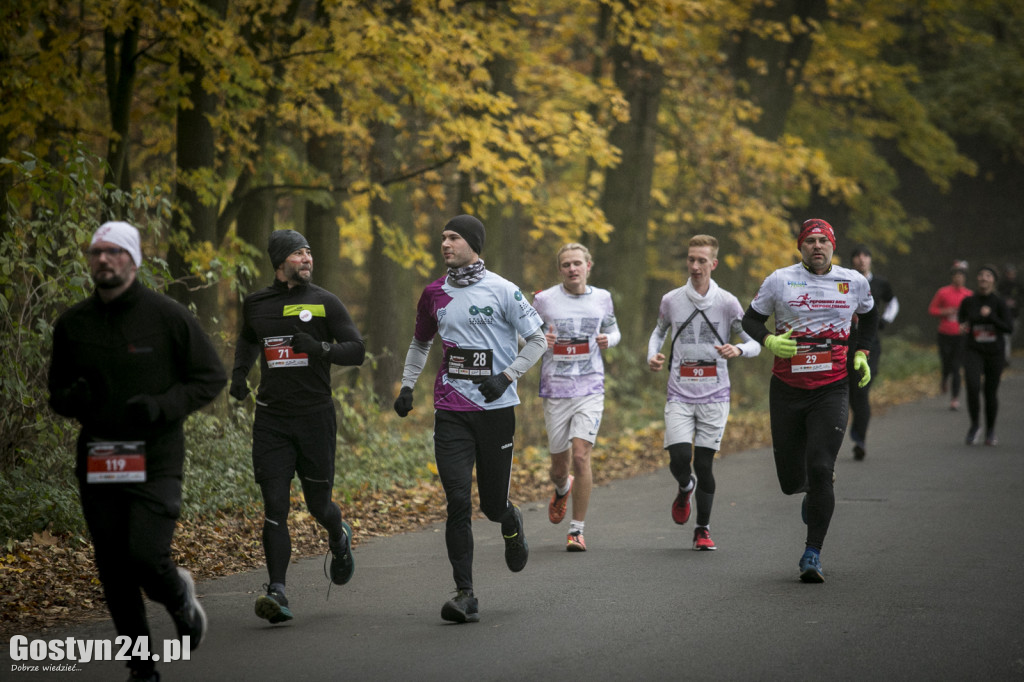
left=320, top=341, right=331, bottom=357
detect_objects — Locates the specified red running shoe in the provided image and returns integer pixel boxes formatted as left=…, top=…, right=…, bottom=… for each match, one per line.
left=692, top=527, right=716, bottom=551
left=548, top=475, right=573, bottom=524
left=566, top=531, right=587, bottom=552
left=671, top=474, right=696, bottom=524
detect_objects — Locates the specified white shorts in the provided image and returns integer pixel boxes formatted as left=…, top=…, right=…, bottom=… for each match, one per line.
left=543, top=394, right=605, bottom=453
left=663, top=400, right=730, bottom=450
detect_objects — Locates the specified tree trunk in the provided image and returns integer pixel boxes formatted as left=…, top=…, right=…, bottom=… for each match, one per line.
left=103, top=20, right=139, bottom=194
left=306, top=0, right=350, bottom=354
left=305, top=83, right=346, bottom=304
left=489, top=206, right=527, bottom=290
left=167, top=0, right=227, bottom=325
left=594, top=41, right=664, bottom=345
left=484, top=50, right=527, bottom=289
left=236, top=188, right=276, bottom=292
left=724, top=0, right=827, bottom=140
left=365, top=105, right=414, bottom=405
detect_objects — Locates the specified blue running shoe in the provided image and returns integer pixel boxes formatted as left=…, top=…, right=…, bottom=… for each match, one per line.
left=799, top=549, right=824, bottom=583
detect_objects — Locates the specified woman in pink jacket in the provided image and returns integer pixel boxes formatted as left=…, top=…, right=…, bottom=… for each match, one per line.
left=928, top=260, right=973, bottom=410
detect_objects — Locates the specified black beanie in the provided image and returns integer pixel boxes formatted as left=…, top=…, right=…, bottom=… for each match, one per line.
left=850, top=244, right=871, bottom=259
left=268, top=229, right=310, bottom=269
left=443, top=215, right=485, bottom=255
left=978, top=264, right=1000, bottom=282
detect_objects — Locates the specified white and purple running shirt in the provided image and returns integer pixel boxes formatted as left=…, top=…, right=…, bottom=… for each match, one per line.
left=532, top=284, right=620, bottom=399
left=414, top=271, right=543, bottom=411
left=647, top=280, right=760, bottom=405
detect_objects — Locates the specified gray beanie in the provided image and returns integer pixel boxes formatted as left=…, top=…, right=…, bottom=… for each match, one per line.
left=268, top=230, right=310, bottom=269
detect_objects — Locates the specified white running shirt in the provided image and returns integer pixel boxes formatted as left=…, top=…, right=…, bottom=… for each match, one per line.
left=647, top=279, right=760, bottom=404
left=750, top=262, right=873, bottom=389
left=532, top=284, right=620, bottom=399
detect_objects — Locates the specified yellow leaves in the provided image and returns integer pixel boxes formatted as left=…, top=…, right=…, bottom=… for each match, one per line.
left=0, top=553, right=27, bottom=573
left=468, top=66, right=492, bottom=84
left=374, top=216, right=436, bottom=276
left=746, top=56, right=770, bottom=77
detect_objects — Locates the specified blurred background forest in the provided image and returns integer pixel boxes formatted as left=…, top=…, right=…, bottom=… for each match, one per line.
left=2, top=1, right=1023, bottom=540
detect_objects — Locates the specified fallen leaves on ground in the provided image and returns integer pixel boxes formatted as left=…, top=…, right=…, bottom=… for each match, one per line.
left=0, top=376, right=938, bottom=637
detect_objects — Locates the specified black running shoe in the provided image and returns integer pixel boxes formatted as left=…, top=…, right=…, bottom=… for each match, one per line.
left=173, top=568, right=206, bottom=649
left=254, top=584, right=293, bottom=624
left=503, top=505, right=529, bottom=572
left=328, top=521, right=355, bottom=585
left=441, top=589, right=480, bottom=623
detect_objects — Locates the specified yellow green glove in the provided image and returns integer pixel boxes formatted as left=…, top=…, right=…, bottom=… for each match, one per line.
left=764, top=329, right=797, bottom=359
left=853, top=350, right=871, bottom=388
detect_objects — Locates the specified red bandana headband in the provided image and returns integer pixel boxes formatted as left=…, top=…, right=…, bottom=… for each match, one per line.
left=797, top=219, right=835, bottom=249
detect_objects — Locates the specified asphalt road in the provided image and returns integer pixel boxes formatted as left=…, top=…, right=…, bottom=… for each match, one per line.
left=6, top=372, right=1023, bottom=681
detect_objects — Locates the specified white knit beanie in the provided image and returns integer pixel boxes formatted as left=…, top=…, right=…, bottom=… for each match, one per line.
left=91, top=221, right=142, bottom=266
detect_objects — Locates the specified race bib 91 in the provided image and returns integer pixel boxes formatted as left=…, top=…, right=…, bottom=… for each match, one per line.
left=553, top=337, right=589, bottom=362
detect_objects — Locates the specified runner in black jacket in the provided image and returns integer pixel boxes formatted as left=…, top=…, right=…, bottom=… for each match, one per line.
left=49, top=221, right=225, bottom=682
left=845, top=245, right=899, bottom=461
left=959, top=265, right=1012, bottom=446
left=231, top=229, right=365, bottom=625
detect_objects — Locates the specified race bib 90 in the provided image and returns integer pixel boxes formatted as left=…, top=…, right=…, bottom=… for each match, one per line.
left=679, top=360, right=718, bottom=383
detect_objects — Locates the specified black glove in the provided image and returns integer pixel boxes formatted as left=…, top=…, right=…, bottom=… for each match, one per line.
left=229, top=380, right=249, bottom=401
left=292, top=331, right=325, bottom=357
left=126, top=394, right=160, bottom=424
left=478, top=372, right=512, bottom=403
left=66, top=377, right=93, bottom=406
left=229, top=367, right=250, bottom=401
left=393, top=386, right=414, bottom=417
left=52, top=377, right=93, bottom=419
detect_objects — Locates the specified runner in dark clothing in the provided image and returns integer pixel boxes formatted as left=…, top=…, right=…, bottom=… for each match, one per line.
left=959, top=265, right=1012, bottom=446
left=231, top=229, right=365, bottom=625
left=845, top=245, right=899, bottom=461
left=49, top=221, right=226, bottom=682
